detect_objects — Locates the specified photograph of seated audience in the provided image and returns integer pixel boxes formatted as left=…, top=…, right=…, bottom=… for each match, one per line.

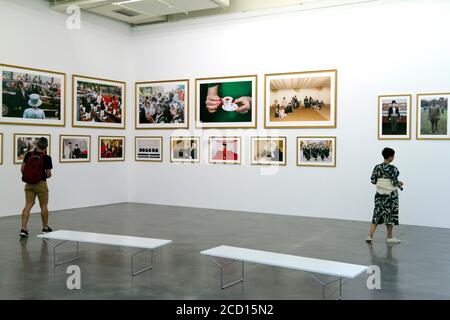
left=269, top=76, right=331, bottom=122
left=77, top=81, right=123, bottom=123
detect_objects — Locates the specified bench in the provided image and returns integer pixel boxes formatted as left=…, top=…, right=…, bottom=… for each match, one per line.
left=201, top=245, right=368, bottom=299
left=38, top=230, right=172, bottom=277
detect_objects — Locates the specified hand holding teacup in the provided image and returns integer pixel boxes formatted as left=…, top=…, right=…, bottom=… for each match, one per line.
left=234, top=96, right=252, bottom=114
left=205, top=95, right=221, bottom=113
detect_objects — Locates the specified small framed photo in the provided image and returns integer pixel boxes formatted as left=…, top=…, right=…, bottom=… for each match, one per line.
left=417, top=93, right=450, bottom=140
left=135, top=136, right=163, bottom=162
left=251, top=136, right=286, bottom=166
left=378, top=95, right=412, bottom=140
left=73, top=75, right=126, bottom=129
left=209, top=136, right=242, bottom=165
left=0, top=63, right=66, bottom=127
left=0, top=133, right=3, bottom=165
left=195, top=75, right=257, bottom=128
left=135, top=79, right=189, bottom=129
left=14, top=133, right=51, bottom=164
left=98, top=136, right=125, bottom=162
left=59, top=135, right=91, bottom=163
left=170, top=137, right=201, bottom=163
left=265, top=69, right=337, bottom=128
left=297, top=136, right=336, bottom=167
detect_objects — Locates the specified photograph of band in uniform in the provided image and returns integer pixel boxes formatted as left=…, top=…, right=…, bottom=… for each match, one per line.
left=14, top=134, right=51, bottom=164
left=297, top=137, right=336, bottom=167
left=0, top=64, right=65, bottom=126
left=378, top=95, right=411, bottom=140
left=59, top=135, right=90, bottom=163
left=73, top=75, right=125, bottom=129
left=417, top=93, right=450, bottom=140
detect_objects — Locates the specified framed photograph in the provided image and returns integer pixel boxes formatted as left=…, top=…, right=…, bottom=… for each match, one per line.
left=135, top=136, right=163, bottom=162
left=208, top=136, right=242, bottom=165
left=0, top=133, right=3, bottom=165
left=265, top=69, right=337, bottom=128
left=195, top=75, right=257, bottom=128
left=170, top=137, right=200, bottom=163
left=98, top=136, right=125, bottom=162
left=417, top=93, right=450, bottom=140
left=0, top=63, right=65, bottom=126
left=378, top=94, right=412, bottom=140
left=297, top=136, right=336, bottom=167
left=251, top=136, right=286, bottom=165
left=73, top=75, right=126, bottom=129
left=59, top=135, right=91, bottom=163
left=14, top=133, right=51, bottom=164
left=135, top=79, right=188, bottom=129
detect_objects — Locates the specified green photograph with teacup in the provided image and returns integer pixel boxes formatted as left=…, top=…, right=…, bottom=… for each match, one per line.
left=0, top=63, right=66, bottom=127
left=195, top=75, right=257, bottom=128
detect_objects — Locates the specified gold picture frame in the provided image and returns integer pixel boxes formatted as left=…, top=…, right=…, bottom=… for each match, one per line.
left=170, top=136, right=201, bottom=163
left=250, top=136, right=287, bottom=166
left=13, top=133, right=52, bottom=164
left=98, top=136, right=126, bottom=162
left=378, top=94, right=412, bottom=140
left=135, top=79, right=189, bottom=129
left=59, top=135, right=91, bottom=163
left=264, top=69, right=337, bottom=128
left=0, top=63, right=66, bottom=127
left=195, top=74, right=257, bottom=129
left=72, top=74, right=126, bottom=129
left=296, top=136, right=336, bottom=167
left=208, top=136, right=242, bottom=165
left=0, top=133, right=3, bottom=165
left=416, top=92, right=450, bottom=140
left=135, top=136, right=163, bottom=162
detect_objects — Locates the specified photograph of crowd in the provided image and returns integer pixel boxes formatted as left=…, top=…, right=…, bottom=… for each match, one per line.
left=99, top=136, right=125, bottom=161
left=170, top=137, right=200, bottom=163
left=251, top=137, right=286, bottom=165
left=265, top=70, right=337, bottom=128
left=60, top=135, right=90, bottom=163
left=73, top=75, right=125, bottom=129
left=196, top=75, right=257, bottom=128
left=417, top=94, right=450, bottom=139
left=1, top=64, right=65, bottom=126
left=136, top=80, right=188, bottom=129
left=14, top=134, right=51, bottom=164
left=135, top=137, right=162, bottom=162
left=378, top=95, right=411, bottom=139
left=209, top=137, right=241, bottom=164
left=297, top=137, right=336, bottom=167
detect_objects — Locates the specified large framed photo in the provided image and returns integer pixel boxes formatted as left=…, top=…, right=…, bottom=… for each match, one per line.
left=98, top=136, right=125, bottom=162
left=196, top=75, right=257, bottom=128
left=378, top=94, right=411, bottom=140
left=14, top=133, right=51, bottom=164
left=170, top=137, right=200, bottom=163
left=417, top=93, right=450, bottom=140
left=135, top=136, right=163, bottom=162
left=59, top=135, right=91, bottom=163
left=136, top=79, right=188, bottom=129
left=0, top=64, right=65, bottom=126
left=251, top=136, right=286, bottom=166
left=209, top=136, right=242, bottom=165
left=265, top=70, right=337, bottom=128
left=73, top=75, right=126, bottom=129
left=297, top=136, right=336, bottom=167
left=0, top=133, right=3, bottom=165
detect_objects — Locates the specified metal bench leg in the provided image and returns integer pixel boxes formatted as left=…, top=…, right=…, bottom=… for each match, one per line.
left=309, top=274, right=343, bottom=300
left=43, top=239, right=80, bottom=267
left=130, top=248, right=153, bottom=277
left=208, top=257, right=245, bottom=289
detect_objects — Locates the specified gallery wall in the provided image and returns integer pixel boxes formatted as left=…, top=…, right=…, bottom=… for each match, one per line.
left=0, top=0, right=134, bottom=217
left=129, top=0, right=450, bottom=228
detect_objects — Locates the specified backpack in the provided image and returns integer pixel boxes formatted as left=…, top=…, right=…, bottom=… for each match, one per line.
left=22, top=152, right=45, bottom=184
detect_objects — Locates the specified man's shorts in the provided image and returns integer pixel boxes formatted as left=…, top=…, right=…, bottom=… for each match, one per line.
left=24, top=181, right=49, bottom=206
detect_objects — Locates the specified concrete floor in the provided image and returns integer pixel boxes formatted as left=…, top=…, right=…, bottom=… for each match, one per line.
left=0, top=203, right=449, bottom=300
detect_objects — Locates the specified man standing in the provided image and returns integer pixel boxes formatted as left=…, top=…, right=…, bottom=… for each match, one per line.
left=20, top=137, right=53, bottom=238
left=73, top=144, right=81, bottom=159
left=388, top=100, right=401, bottom=134
left=428, top=103, right=441, bottom=134
left=23, top=94, right=45, bottom=119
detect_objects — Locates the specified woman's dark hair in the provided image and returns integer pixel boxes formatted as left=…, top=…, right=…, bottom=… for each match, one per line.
left=382, top=147, right=395, bottom=159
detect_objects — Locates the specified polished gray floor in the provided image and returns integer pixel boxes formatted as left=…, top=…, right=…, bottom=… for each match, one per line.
left=0, top=203, right=449, bottom=300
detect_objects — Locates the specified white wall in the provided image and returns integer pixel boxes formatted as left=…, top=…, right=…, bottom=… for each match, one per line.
left=0, top=0, right=134, bottom=217
left=129, top=0, right=450, bottom=229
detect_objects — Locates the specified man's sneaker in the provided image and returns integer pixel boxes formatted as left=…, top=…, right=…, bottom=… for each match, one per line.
left=42, top=226, right=53, bottom=234
left=365, top=235, right=373, bottom=243
left=386, top=237, right=401, bottom=244
left=19, top=229, right=29, bottom=238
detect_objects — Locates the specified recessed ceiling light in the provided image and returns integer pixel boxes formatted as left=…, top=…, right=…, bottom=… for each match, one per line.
left=113, top=0, right=142, bottom=5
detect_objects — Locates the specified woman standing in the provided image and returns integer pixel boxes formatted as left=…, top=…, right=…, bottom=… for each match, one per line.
left=366, top=148, right=404, bottom=244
